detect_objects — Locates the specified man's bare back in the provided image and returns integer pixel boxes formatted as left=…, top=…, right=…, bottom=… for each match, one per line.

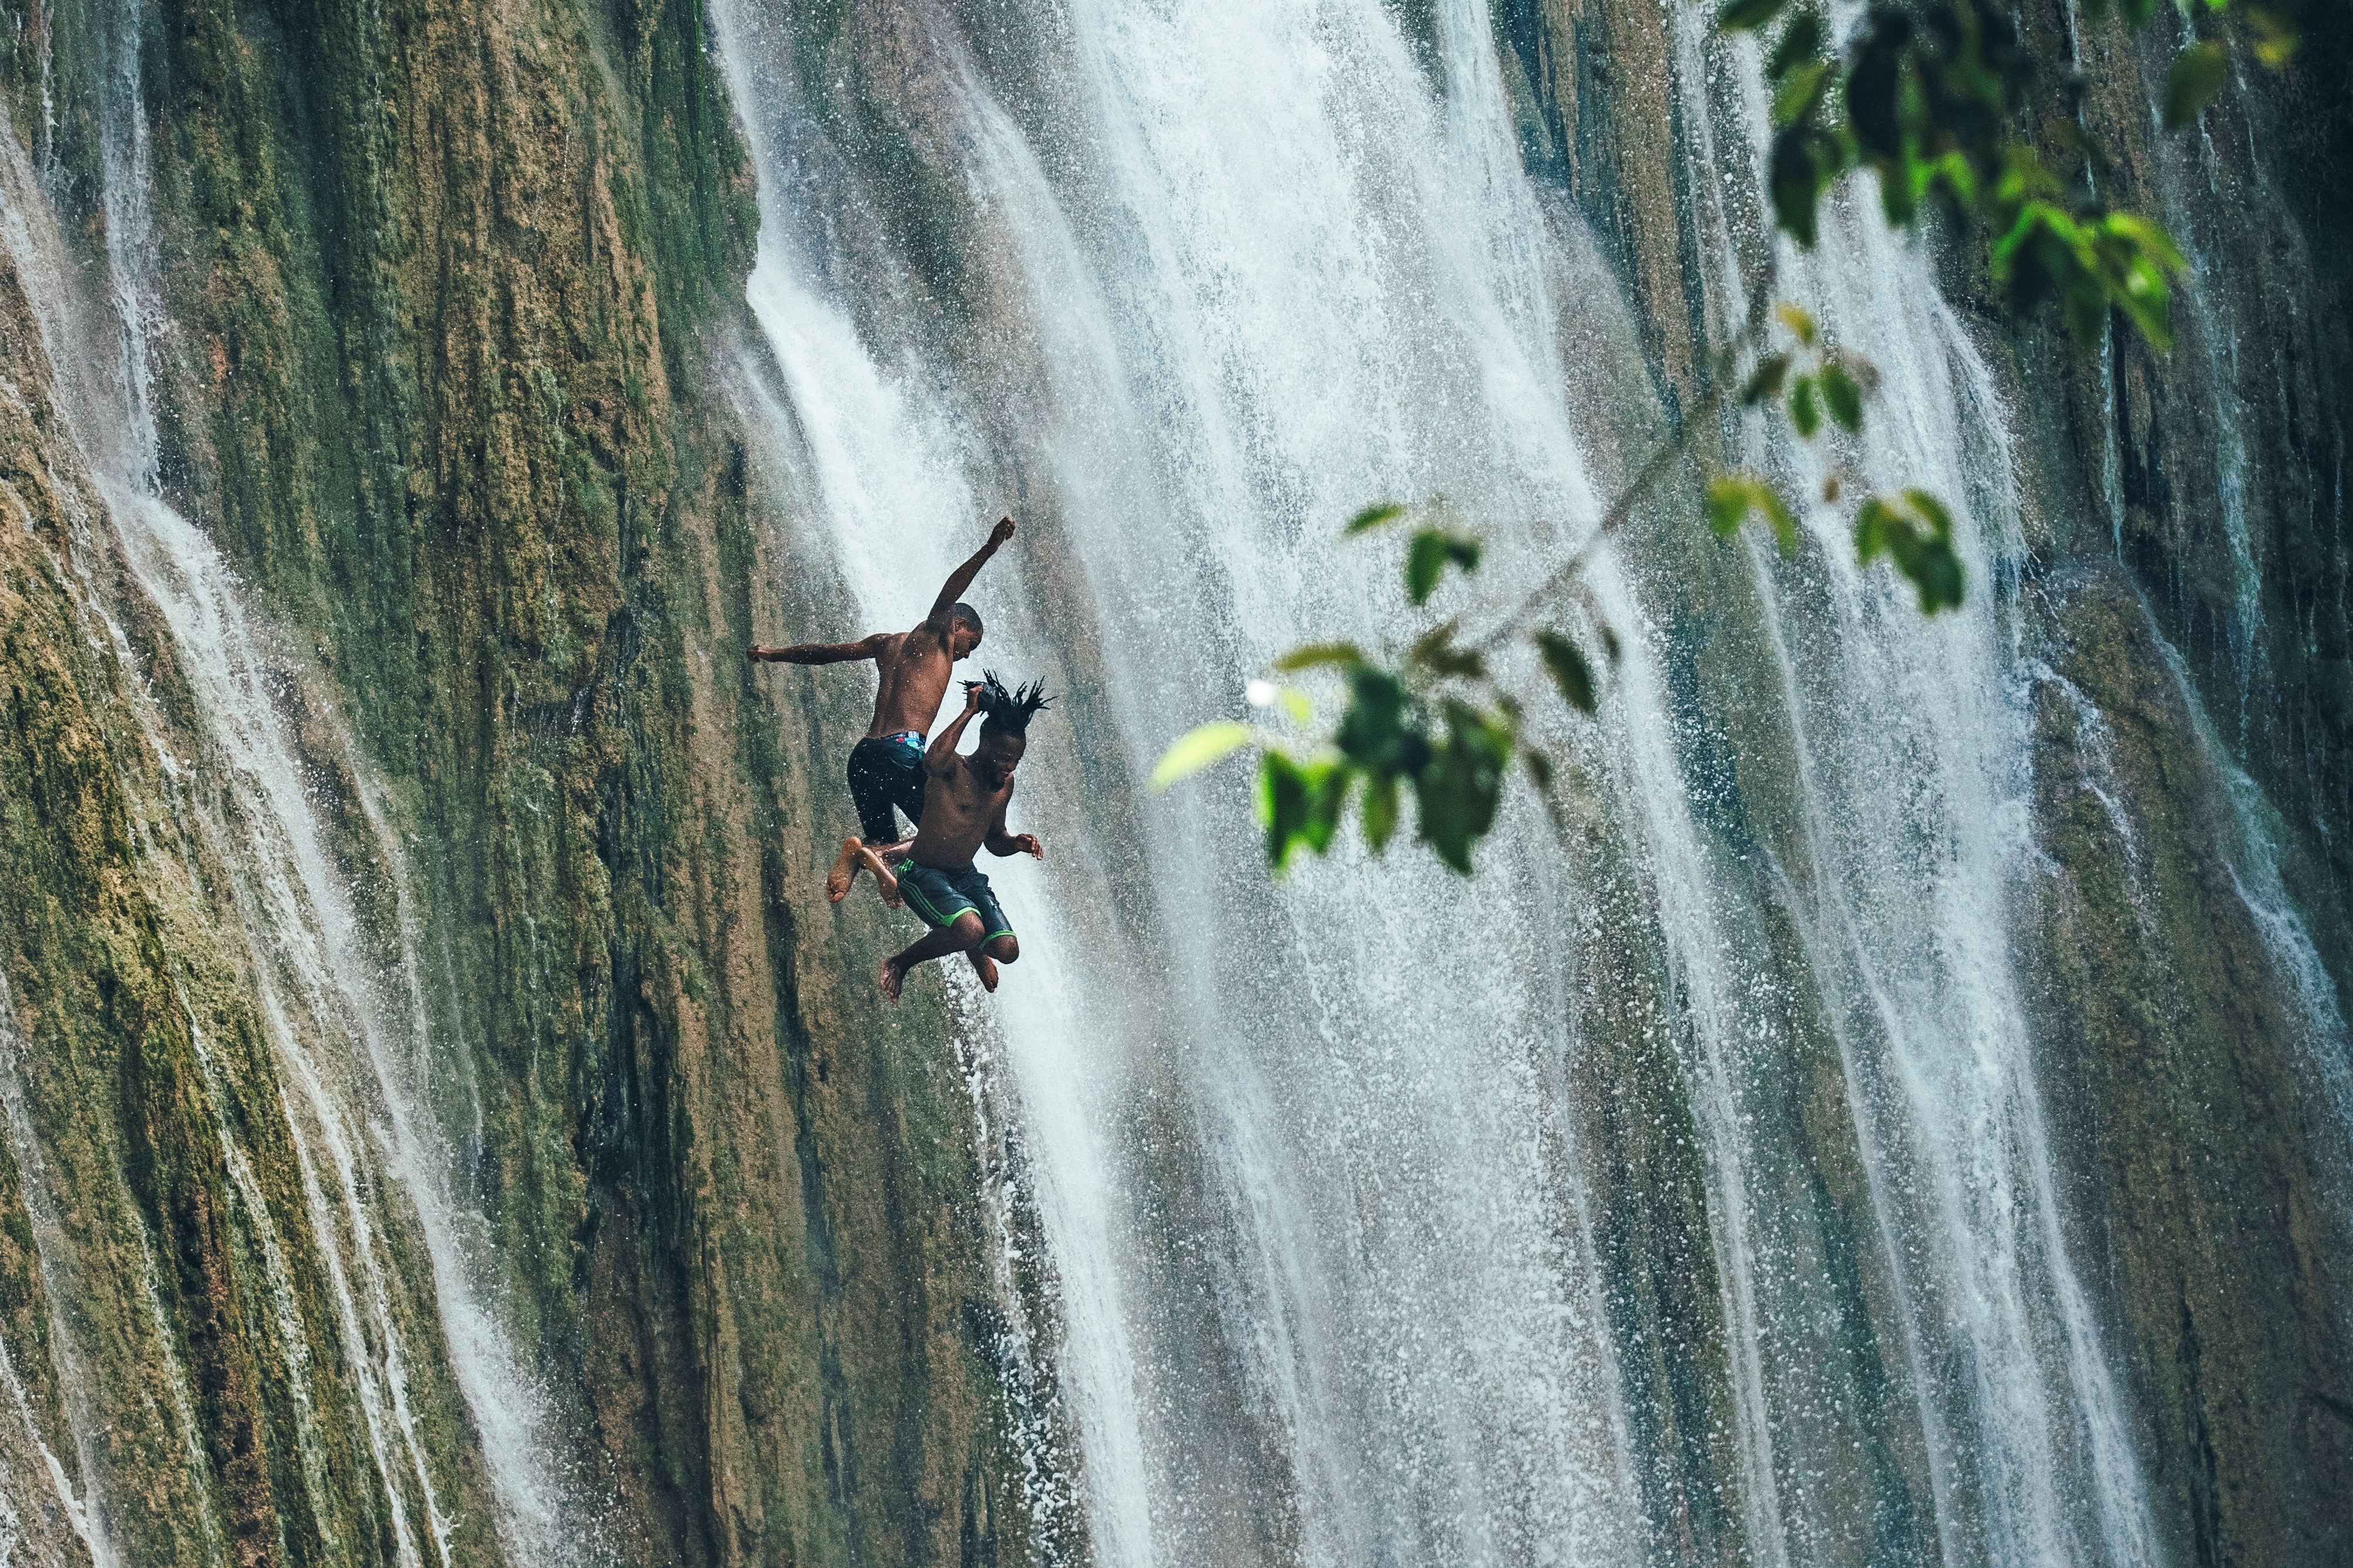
left=860, top=626, right=963, bottom=740
left=749, top=515, right=1014, bottom=739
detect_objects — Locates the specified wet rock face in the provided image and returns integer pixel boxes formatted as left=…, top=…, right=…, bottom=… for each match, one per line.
left=1502, top=2, right=2353, bottom=1561
left=2021, top=568, right=2353, bottom=1564
left=0, top=1, right=1031, bottom=1564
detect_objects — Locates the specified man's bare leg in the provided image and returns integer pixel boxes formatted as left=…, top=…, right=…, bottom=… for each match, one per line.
left=966, top=932, right=1016, bottom=992
left=826, top=836, right=865, bottom=902
left=852, top=842, right=903, bottom=907
left=879, top=917, right=983, bottom=1001
left=830, top=836, right=910, bottom=905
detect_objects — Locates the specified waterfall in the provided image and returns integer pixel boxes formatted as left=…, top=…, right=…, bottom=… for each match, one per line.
left=2146, top=611, right=2353, bottom=1271
left=0, top=0, right=2332, bottom=1561
left=718, top=2, right=1644, bottom=1559
left=1656, top=21, right=2158, bottom=1566
left=0, top=19, right=579, bottom=1566
left=0, top=972, right=118, bottom=1568
left=704, top=0, right=2336, bottom=1560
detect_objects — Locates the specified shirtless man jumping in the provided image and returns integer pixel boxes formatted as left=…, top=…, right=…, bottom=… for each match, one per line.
left=748, top=515, right=1015, bottom=909
left=876, top=674, right=1050, bottom=1002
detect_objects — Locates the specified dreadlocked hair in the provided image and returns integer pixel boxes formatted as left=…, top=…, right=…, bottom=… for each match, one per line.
left=969, top=670, right=1054, bottom=736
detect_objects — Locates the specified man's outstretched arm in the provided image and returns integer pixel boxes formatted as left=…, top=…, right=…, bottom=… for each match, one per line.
left=748, top=632, right=890, bottom=664
left=925, top=684, right=984, bottom=777
left=984, top=789, right=1042, bottom=860
left=924, top=516, right=1016, bottom=635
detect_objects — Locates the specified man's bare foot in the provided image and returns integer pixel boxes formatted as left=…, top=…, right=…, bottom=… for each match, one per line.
left=854, top=843, right=902, bottom=907
left=827, top=836, right=865, bottom=903
left=967, top=952, right=999, bottom=992
left=878, top=958, right=906, bottom=1002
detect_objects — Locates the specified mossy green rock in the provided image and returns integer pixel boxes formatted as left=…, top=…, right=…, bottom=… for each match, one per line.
left=0, top=0, right=1032, bottom=1563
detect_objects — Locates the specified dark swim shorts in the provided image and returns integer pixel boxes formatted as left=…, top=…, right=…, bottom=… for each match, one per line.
left=894, top=859, right=1013, bottom=944
left=847, top=733, right=926, bottom=842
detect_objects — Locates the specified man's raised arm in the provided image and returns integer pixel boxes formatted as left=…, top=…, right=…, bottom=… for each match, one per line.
left=747, top=632, right=891, bottom=664
left=925, top=683, right=984, bottom=777
left=924, top=515, right=1017, bottom=634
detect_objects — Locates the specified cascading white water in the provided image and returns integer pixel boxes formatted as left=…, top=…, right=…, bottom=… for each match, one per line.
left=2145, top=610, right=2353, bottom=1237
left=0, top=17, right=581, bottom=1563
left=708, top=0, right=2294, bottom=1561
left=1653, top=22, right=2160, bottom=1566
left=0, top=972, right=118, bottom=1568
left=719, top=3, right=1651, bottom=1560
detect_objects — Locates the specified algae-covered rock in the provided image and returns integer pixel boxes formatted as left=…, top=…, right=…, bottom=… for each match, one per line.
left=0, top=0, right=1035, bottom=1563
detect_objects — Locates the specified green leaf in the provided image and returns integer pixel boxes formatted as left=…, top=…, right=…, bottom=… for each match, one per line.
left=1523, top=748, right=1555, bottom=792
left=1257, top=752, right=1347, bottom=872
left=1992, top=198, right=2185, bottom=354
left=1410, top=622, right=1486, bottom=679
left=1900, top=488, right=1953, bottom=537
left=1716, top=0, right=1786, bottom=31
left=1926, top=148, right=1977, bottom=209
left=1773, top=300, right=1819, bottom=348
left=1853, top=496, right=1897, bottom=561
left=1912, top=539, right=1966, bottom=613
left=2096, top=212, right=2187, bottom=351
left=1854, top=491, right=1966, bottom=613
left=1772, top=59, right=1832, bottom=127
left=2102, top=211, right=2186, bottom=274
left=1256, top=751, right=1302, bottom=868
left=1151, top=721, right=1254, bottom=789
left=1819, top=361, right=1863, bottom=432
left=1707, top=476, right=1745, bottom=538
left=1345, top=502, right=1409, bottom=535
left=1845, top=16, right=1908, bottom=161
left=1707, top=473, right=1800, bottom=555
left=1362, top=771, right=1400, bottom=853
left=1406, top=528, right=1482, bottom=605
left=1791, top=374, right=1822, bottom=438
left=1875, top=159, right=1916, bottom=229
left=1272, top=641, right=1366, bottom=672
left=1741, top=352, right=1792, bottom=406
left=1406, top=532, right=1448, bottom=604
left=1771, top=128, right=1840, bottom=248
left=1536, top=632, right=1598, bottom=713
left=1767, top=13, right=1824, bottom=80
left=2162, top=40, right=2229, bottom=129
left=1767, top=493, right=1799, bottom=556
left=2247, top=8, right=2301, bottom=67
left=1334, top=667, right=1431, bottom=776
left=1411, top=701, right=1516, bottom=874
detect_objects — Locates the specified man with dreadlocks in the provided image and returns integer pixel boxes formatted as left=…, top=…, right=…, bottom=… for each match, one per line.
left=873, top=672, right=1051, bottom=1001
left=747, top=515, right=1015, bottom=906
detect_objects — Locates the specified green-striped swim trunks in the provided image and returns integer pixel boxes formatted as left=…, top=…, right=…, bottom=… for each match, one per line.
left=894, top=859, right=1012, bottom=944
